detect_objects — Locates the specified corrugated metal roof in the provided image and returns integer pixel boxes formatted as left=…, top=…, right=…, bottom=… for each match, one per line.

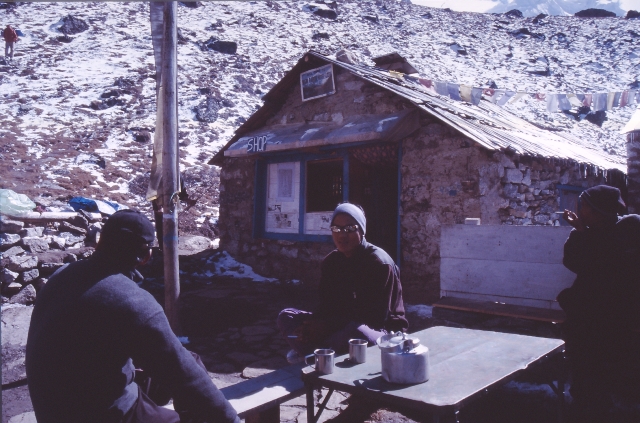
left=621, top=108, right=640, bottom=134
left=210, top=51, right=626, bottom=174
left=223, top=110, right=419, bottom=157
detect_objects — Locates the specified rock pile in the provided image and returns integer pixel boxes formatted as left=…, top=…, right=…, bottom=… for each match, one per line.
left=0, top=214, right=101, bottom=305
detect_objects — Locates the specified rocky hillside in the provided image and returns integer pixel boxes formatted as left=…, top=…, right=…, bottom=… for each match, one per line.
left=0, top=0, right=638, bottom=236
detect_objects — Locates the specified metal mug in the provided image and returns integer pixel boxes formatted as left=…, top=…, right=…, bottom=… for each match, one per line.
left=305, top=349, right=335, bottom=374
left=348, top=339, right=367, bottom=363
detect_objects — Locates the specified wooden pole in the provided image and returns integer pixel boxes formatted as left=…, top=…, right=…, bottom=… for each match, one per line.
left=161, top=1, right=180, bottom=333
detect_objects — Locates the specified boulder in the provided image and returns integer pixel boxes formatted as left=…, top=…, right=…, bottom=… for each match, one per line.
left=202, top=38, right=237, bottom=54
left=193, top=96, right=221, bottom=123
left=7, top=255, right=38, bottom=272
left=532, top=13, right=547, bottom=23
left=178, top=235, right=213, bottom=256
left=133, top=131, right=151, bottom=143
left=19, top=227, right=44, bottom=237
left=0, top=233, right=21, bottom=249
left=575, top=8, right=616, bottom=18
left=0, top=268, right=19, bottom=285
left=58, top=15, right=89, bottom=35
left=59, top=232, right=85, bottom=244
left=0, top=217, right=24, bottom=233
left=505, top=9, right=523, bottom=18
left=336, top=49, right=357, bottom=64
left=49, top=236, right=66, bottom=249
left=21, top=269, right=39, bottom=284
left=0, top=246, right=25, bottom=259
left=303, top=3, right=338, bottom=20
left=9, top=284, right=36, bottom=305
left=60, top=221, right=87, bottom=235
left=626, top=10, right=640, bottom=19
left=21, top=237, right=50, bottom=254
left=68, top=214, right=89, bottom=229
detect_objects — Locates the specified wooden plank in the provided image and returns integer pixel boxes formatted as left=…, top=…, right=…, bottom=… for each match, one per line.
left=441, top=225, right=572, bottom=264
left=1, top=212, right=102, bottom=221
left=433, top=297, right=566, bottom=323
left=440, top=258, right=574, bottom=305
left=219, top=364, right=306, bottom=418
left=439, top=290, right=559, bottom=310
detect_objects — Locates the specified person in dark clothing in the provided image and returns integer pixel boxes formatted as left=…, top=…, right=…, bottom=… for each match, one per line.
left=26, top=210, right=240, bottom=423
left=277, top=203, right=408, bottom=363
left=558, top=185, right=640, bottom=422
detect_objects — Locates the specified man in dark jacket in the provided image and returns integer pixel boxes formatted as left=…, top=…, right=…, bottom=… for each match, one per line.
left=26, top=210, right=240, bottom=423
left=558, top=185, right=640, bottom=422
left=277, top=203, right=408, bottom=363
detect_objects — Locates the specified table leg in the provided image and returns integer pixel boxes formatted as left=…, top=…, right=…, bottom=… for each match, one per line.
left=306, top=383, right=315, bottom=423
left=432, top=410, right=459, bottom=423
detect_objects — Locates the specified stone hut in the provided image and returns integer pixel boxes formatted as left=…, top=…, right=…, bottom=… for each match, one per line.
left=209, top=51, right=626, bottom=304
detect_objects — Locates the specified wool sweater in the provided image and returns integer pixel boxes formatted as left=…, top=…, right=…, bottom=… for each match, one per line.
left=26, top=254, right=240, bottom=423
left=315, top=239, right=408, bottom=333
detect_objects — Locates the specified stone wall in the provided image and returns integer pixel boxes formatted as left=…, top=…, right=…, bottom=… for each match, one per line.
left=399, top=120, right=605, bottom=303
left=0, top=214, right=99, bottom=305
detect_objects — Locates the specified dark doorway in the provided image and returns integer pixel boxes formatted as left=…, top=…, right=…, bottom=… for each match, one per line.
left=348, top=143, right=399, bottom=260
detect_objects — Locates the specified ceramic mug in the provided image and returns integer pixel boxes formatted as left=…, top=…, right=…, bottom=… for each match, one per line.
left=305, top=349, right=335, bottom=374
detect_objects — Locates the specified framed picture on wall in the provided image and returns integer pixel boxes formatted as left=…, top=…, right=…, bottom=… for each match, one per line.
left=300, top=64, right=335, bottom=101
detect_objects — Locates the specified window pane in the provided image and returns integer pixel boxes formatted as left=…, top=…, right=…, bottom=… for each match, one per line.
left=266, top=162, right=299, bottom=233
left=277, top=168, right=293, bottom=199
left=306, top=159, right=343, bottom=212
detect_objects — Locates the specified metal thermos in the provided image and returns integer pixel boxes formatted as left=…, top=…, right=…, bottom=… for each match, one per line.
left=376, top=332, right=429, bottom=384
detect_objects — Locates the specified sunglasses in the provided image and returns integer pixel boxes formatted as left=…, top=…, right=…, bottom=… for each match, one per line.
left=330, top=224, right=360, bottom=233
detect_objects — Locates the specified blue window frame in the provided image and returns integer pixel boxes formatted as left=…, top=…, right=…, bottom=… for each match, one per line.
left=253, top=150, right=350, bottom=242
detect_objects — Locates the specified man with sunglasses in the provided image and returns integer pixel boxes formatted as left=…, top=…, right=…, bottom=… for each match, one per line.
left=277, top=202, right=408, bottom=363
left=26, top=210, right=240, bottom=423
left=558, top=185, right=640, bottom=422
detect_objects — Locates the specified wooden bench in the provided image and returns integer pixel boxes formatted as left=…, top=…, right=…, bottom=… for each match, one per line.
left=434, top=224, right=574, bottom=324
left=164, top=362, right=306, bottom=423
left=220, top=362, right=306, bottom=423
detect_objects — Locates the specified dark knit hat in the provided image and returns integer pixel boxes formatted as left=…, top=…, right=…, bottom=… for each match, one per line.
left=101, top=209, right=155, bottom=245
left=579, top=185, right=626, bottom=216
left=331, top=203, right=366, bottom=235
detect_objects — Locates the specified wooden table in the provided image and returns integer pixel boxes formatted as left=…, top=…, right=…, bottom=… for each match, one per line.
left=301, top=326, right=565, bottom=423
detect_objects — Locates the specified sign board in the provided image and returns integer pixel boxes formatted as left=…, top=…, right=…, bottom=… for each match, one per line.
left=300, top=64, right=335, bottom=102
left=247, top=135, right=268, bottom=153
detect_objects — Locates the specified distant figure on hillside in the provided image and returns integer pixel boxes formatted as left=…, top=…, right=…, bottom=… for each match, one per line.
left=26, top=210, right=240, bottom=423
left=558, top=185, right=640, bottom=422
left=3, top=24, right=19, bottom=60
left=277, top=202, right=408, bottom=363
